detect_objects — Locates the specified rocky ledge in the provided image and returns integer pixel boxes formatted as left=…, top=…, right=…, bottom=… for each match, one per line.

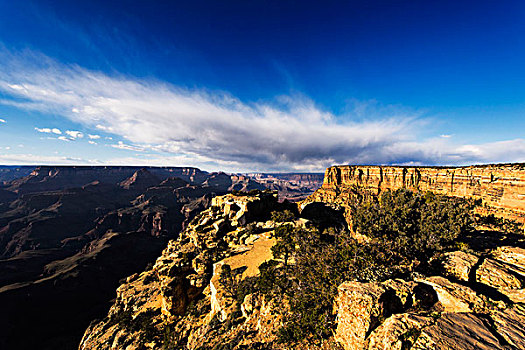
left=335, top=244, right=525, bottom=350
left=79, top=191, right=296, bottom=349
left=306, top=164, right=525, bottom=225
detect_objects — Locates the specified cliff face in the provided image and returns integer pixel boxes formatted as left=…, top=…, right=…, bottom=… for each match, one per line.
left=308, top=164, right=525, bottom=224
left=79, top=192, right=293, bottom=350
left=246, top=173, right=324, bottom=202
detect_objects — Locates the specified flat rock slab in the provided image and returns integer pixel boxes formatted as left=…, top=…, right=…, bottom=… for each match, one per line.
left=366, top=313, right=434, bottom=350
left=491, top=304, right=525, bottom=349
left=492, top=246, right=525, bottom=270
left=414, top=313, right=507, bottom=350
left=476, top=258, right=523, bottom=289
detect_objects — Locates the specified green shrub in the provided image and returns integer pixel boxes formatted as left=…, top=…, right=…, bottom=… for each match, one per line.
left=271, top=210, right=295, bottom=223
left=260, top=189, right=475, bottom=343
left=351, top=189, right=476, bottom=266
left=219, top=264, right=247, bottom=299
left=476, top=213, right=523, bottom=235
left=271, top=224, right=296, bottom=266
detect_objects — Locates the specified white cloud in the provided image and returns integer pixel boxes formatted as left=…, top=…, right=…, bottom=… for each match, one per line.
left=0, top=153, right=97, bottom=165
left=35, top=127, right=62, bottom=134
left=1, top=51, right=523, bottom=171
left=88, top=140, right=97, bottom=145
left=65, top=130, right=84, bottom=138
left=57, top=136, right=70, bottom=141
left=0, top=118, right=6, bottom=123
left=111, top=141, right=145, bottom=152
left=88, top=134, right=100, bottom=139
left=35, top=127, right=52, bottom=133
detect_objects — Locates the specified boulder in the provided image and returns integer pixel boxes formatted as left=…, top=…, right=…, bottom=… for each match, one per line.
left=381, top=279, right=417, bottom=307
left=439, top=251, right=479, bottom=282
left=335, top=282, right=390, bottom=350
left=416, top=276, right=484, bottom=313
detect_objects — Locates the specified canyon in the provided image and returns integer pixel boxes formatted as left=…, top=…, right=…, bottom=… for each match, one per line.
left=0, top=166, right=317, bottom=350
left=0, top=163, right=524, bottom=349
left=78, top=163, right=525, bottom=350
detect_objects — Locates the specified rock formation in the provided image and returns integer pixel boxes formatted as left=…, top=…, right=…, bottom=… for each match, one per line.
left=307, top=164, right=525, bottom=225
left=4, top=163, right=524, bottom=349
left=246, top=172, right=325, bottom=201
left=314, top=163, right=525, bottom=349
left=334, top=243, right=525, bottom=349
left=0, top=167, right=274, bottom=350
left=79, top=191, right=293, bottom=349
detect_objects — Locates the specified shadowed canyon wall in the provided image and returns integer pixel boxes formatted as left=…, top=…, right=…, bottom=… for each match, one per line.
left=308, top=164, right=525, bottom=224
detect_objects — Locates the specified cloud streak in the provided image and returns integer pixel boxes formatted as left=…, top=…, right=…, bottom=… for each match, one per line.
left=0, top=50, right=523, bottom=171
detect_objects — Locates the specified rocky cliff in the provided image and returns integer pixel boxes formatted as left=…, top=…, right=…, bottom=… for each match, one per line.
left=307, top=163, right=525, bottom=349
left=79, top=191, right=295, bottom=350
left=76, top=164, right=525, bottom=350
left=0, top=169, right=223, bottom=350
left=307, top=164, right=525, bottom=225
left=246, top=173, right=324, bottom=202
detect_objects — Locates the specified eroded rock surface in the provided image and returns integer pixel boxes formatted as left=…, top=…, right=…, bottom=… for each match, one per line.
left=335, top=245, right=525, bottom=350
left=79, top=191, right=294, bottom=350
left=439, top=250, right=479, bottom=282
left=307, top=164, right=525, bottom=225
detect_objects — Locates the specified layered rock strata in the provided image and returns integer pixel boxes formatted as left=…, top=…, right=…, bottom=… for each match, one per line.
left=307, top=164, right=525, bottom=224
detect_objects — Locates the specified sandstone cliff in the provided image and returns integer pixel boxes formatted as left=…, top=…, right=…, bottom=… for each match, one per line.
left=307, top=164, right=525, bottom=225
left=309, top=163, right=525, bottom=349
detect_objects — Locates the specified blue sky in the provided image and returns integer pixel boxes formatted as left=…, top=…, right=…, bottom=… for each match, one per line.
left=0, top=0, right=523, bottom=172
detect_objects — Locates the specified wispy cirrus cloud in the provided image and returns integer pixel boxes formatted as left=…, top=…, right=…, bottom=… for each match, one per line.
left=111, top=141, right=144, bottom=152
left=0, top=50, right=523, bottom=171
left=0, top=152, right=97, bottom=165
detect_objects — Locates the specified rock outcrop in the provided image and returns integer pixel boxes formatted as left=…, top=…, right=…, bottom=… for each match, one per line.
left=304, top=163, right=525, bottom=350
left=79, top=191, right=292, bottom=350
left=307, top=164, right=525, bottom=225
left=334, top=241, right=525, bottom=350
left=0, top=167, right=273, bottom=350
